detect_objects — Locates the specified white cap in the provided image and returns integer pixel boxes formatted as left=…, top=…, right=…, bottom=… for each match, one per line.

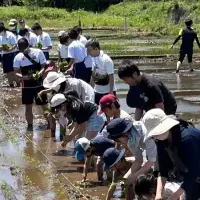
left=75, top=137, right=90, bottom=151
left=50, top=93, right=66, bottom=108
left=143, top=108, right=179, bottom=142
left=58, top=30, right=66, bottom=37
left=9, top=19, right=17, bottom=26
left=43, top=72, right=66, bottom=89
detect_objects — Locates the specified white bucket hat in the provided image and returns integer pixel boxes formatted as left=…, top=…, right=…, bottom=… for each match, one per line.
left=43, top=72, right=66, bottom=89
left=50, top=93, right=66, bottom=108
left=143, top=108, right=179, bottom=142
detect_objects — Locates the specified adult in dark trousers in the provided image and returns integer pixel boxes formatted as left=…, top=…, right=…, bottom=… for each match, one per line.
left=75, top=136, right=114, bottom=182
left=170, top=18, right=200, bottom=73
left=143, top=108, right=200, bottom=200
left=31, top=23, right=52, bottom=60
left=66, top=28, right=91, bottom=83
left=118, top=60, right=177, bottom=120
left=86, top=39, right=117, bottom=105
left=13, top=38, right=47, bottom=129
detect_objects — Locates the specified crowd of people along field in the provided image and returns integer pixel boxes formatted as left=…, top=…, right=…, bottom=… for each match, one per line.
left=0, top=18, right=200, bottom=200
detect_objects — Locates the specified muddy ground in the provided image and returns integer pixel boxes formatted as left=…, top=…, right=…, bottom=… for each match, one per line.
left=1, top=57, right=200, bottom=199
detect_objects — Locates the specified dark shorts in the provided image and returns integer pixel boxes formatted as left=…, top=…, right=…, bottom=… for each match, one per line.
left=22, top=80, right=47, bottom=105
left=95, top=91, right=116, bottom=105
left=43, top=52, right=49, bottom=60
left=2, top=52, right=16, bottom=73
left=72, top=61, right=92, bottom=83
left=179, top=50, right=193, bottom=63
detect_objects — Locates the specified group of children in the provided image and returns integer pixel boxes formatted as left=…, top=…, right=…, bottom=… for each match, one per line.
left=1, top=19, right=200, bottom=200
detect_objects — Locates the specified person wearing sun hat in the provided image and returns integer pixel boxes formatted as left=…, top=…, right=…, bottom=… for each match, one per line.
left=50, top=90, right=104, bottom=145
left=106, top=118, right=157, bottom=199
left=143, top=108, right=200, bottom=200
left=103, top=147, right=135, bottom=200
left=75, top=136, right=114, bottom=182
left=42, top=71, right=94, bottom=102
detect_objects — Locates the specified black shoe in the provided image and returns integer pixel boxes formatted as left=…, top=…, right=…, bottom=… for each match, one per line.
left=176, top=69, right=179, bottom=73
left=190, top=68, right=194, bottom=72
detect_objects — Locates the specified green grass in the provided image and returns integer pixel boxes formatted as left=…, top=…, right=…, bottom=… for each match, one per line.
left=1, top=1, right=200, bottom=35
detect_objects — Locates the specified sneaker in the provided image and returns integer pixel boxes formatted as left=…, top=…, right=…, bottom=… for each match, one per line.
left=190, top=68, right=194, bottom=72
left=176, top=69, right=179, bottom=73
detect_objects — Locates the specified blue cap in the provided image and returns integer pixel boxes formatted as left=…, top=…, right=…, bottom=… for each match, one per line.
left=106, top=118, right=133, bottom=140
left=103, top=147, right=126, bottom=169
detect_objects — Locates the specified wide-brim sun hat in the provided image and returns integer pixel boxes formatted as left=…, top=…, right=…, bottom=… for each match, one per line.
left=43, top=71, right=66, bottom=89
left=106, top=118, right=133, bottom=140
left=142, top=108, right=180, bottom=142
left=103, top=148, right=126, bottom=169
left=50, top=93, right=66, bottom=108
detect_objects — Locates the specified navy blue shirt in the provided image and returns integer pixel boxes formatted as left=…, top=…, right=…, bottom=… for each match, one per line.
left=126, top=74, right=177, bottom=115
left=156, top=122, right=200, bottom=196
left=91, top=135, right=115, bottom=156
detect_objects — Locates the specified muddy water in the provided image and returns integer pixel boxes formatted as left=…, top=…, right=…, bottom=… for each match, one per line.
left=1, top=61, right=200, bottom=199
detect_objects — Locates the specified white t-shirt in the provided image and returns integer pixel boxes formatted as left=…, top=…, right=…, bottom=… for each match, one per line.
left=92, top=50, right=117, bottom=94
left=37, top=32, right=52, bottom=52
left=0, top=31, right=17, bottom=54
left=84, top=55, right=93, bottom=68
left=57, top=43, right=68, bottom=59
left=18, top=32, right=38, bottom=47
left=13, top=48, right=46, bottom=68
left=68, top=40, right=87, bottom=63
left=64, top=77, right=94, bottom=102
left=79, top=35, right=87, bottom=46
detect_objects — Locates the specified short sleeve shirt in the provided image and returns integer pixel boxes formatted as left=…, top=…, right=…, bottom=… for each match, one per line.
left=0, top=31, right=17, bottom=54
left=79, top=35, right=88, bottom=46
left=37, top=31, right=52, bottom=52
left=13, top=48, right=46, bottom=68
left=57, top=43, right=68, bottom=59
left=71, top=102, right=98, bottom=124
left=126, top=74, right=177, bottom=115
left=28, top=32, right=38, bottom=47
left=91, top=135, right=115, bottom=156
left=92, top=50, right=117, bottom=94
left=68, top=40, right=87, bottom=63
left=127, top=121, right=157, bottom=162
left=64, top=78, right=94, bottom=102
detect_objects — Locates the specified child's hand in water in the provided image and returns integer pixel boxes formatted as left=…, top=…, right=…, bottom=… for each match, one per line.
left=60, top=135, right=72, bottom=147
left=155, top=194, right=162, bottom=200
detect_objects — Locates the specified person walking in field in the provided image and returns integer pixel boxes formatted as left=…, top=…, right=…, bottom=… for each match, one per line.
left=170, top=18, right=200, bottom=73
left=31, top=23, right=52, bottom=60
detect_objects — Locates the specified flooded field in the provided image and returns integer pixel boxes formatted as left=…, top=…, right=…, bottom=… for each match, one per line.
left=1, top=29, right=200, bottom=199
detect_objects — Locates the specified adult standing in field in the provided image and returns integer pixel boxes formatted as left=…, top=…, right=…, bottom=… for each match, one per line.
left=73, top=26, right=88, bottom=46
left=86, top=39, right=117, bottom=105
left=66, top=28, right=91, bottom=83
left=118, top=60, right=177, bottom=120
left=57, top=31, right=70, bottom=68
left=13, top=38, right=47, bottom=129
left=170, top=18, right=200, bottom=73
left=31, top=23, right=52, bottom=60
left=8, top=19, right=19, bottom=37
left=0, top=24, right=20, bottom=87
left=18, top=28, right=38, bottom=47
left=18, top=19, right=31, bottom=34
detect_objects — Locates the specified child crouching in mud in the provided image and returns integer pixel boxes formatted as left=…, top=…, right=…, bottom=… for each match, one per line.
left=135, top=174, right=184, bottom=200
